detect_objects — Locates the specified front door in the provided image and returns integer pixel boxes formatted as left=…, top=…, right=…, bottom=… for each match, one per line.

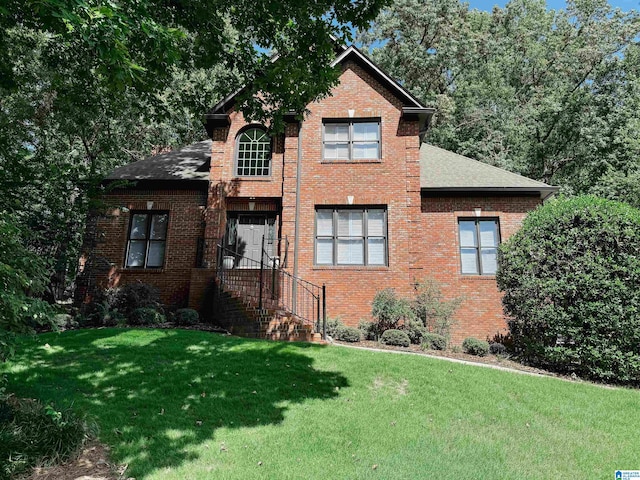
left=236, top=215, right=266, bottom=268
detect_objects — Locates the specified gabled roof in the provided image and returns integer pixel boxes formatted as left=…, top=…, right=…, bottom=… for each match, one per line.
left=205, top=45, right=435, bottom=133
left=106, top=140, right=211, bottom=183
left=420, top=143, right=558, bottom=200
left=331, top=46, right=426, bottom=109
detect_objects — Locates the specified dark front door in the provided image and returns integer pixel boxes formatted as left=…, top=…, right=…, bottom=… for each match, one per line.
left=236, top=215, right=266, bottom=268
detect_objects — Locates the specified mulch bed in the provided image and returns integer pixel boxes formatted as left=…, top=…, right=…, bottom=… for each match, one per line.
left=21, top=442, right=128, bottom=480
left=333, top=339, right=563, bottom=378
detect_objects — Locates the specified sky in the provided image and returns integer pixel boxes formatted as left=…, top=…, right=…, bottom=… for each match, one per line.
left=467, top=0, right=638, bottom=10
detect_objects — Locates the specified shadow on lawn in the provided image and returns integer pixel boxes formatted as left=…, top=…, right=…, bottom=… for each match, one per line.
left=5, top=329, right=347, bottom=478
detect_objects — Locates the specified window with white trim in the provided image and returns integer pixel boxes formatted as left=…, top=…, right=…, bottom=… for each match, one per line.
left=235, top=127, right=271, bottom=176
left=323, top=121, right=380, bottom=160
left=125, top=212, right=168, bottom=268
left=315, top=208, right=387, bottom=266
left=458, top=218, right=500, bottom=275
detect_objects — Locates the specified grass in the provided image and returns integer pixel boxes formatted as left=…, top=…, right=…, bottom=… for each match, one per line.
left=2, top=328, right=639, bottom=479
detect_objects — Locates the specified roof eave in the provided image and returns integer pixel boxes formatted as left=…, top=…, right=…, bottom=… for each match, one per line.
left=204, top=113, right=231, bottom=138
left=421, top=186, right=559, bottom=200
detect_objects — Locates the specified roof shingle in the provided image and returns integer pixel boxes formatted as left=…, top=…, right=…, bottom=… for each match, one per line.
left=107, top=140, right=211, bottom=182
left=420, top=143, right=558, bottom=199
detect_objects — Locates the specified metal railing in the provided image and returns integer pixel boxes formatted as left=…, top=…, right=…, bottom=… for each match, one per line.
left=216, top=236, right=326, bottom=338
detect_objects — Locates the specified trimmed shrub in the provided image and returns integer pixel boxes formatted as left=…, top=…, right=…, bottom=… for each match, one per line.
left=129, top=308, right=165, bottom=326
left=326, top=317, right=345, bottom=338
left=463, top=337, right=489, bottom=357
left=421, top=333, right=447, bottom=351
left=371, top=289, right=413, bottom=336
left=175, top=308, right=199, bottom=326
left=489, top=342, right=507, bottom=356
left=0, top=398, right=97, bottom=478
left=358, top=320, right=376, bottom=340
left=404, top=319, right=427, bottom=344
left=380, top=329, right=410, bottom=347
left=497, top=196, right=640, bottom=384
left=334, top=326, right=361, bottom=343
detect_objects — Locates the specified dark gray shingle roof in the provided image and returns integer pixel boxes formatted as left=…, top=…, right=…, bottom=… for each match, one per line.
left=107, top=140, right=211, bottom=182
left=420, top=143, right=558, bottom=199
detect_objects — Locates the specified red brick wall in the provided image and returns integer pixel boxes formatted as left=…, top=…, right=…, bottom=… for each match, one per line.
left=288, top=61, right=422, bottom=327
left=86, top=188, right=207, bottom=307
left=417, top=195, right=541, bottom=343
left=88, top=58, right=544, bottom=344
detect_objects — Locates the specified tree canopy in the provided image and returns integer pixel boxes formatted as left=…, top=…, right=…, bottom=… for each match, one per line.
left=0, top=0, right=387, bottom=303
left=360, top=0, right=640, bottom=194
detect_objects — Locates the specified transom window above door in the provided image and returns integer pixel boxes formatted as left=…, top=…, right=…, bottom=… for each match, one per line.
left=323, top=120, right=380, bottom=160
left=236, top=127, right=271, bottom=176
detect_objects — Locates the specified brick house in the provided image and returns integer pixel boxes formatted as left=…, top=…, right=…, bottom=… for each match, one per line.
left=83, top=45, right=557, bottom=343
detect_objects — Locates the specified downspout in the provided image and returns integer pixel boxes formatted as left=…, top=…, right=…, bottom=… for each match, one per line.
left=292, top=120, right=302, bottom=314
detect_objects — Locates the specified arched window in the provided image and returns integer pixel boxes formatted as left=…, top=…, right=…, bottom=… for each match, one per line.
left=235, top=127, right=271, bottom=176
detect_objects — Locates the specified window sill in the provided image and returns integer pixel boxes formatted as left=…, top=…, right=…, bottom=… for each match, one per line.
left=313, top=265, right=389, bottom=271
left=233, top=177, right=273, bottom=181
left=321, top=160, right=382, bottom=164
left=460, top=275, right=496, bottom=280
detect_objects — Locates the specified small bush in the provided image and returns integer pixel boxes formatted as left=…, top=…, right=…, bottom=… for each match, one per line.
left=326, top=317, right=344, bottom=338
left=112, top=282, right=161, bottom=317
left=0, top=398, right=97, bottom=478
left=52, top=314, right=77, bottom=331
left=462, top=337, right=489, bottom=357
left=421, top=333, right=447, bottom=351
left=380, top=329, right=410, bottom=347
left=175, top=308, right=199, bottom=326
left=334, top=326, right=361, bottom=343
left=412, top=278, right=462, bottom=342
left=489, top=342, right=507, bottom=356
left=129, top=308, right=165, bottom=326
left=404, top=319, right=427, bottom=344
left=358, top=320, right=376, bottom=340
left=371, top=289, right=413, bottom=336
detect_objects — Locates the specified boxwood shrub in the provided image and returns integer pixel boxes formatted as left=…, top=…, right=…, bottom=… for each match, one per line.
left=497, top=196, right=640, bottom=384
left=421, top=332, right=447, bottom=351
left=462, top=337, right=489, bottom=357
left=380, top=329, right=410, bottom=347
left=334, top=326, right=361, bottom=343
left=129, top=308, right=165, bottom=326
left=175, top=308, right=199, bottom=326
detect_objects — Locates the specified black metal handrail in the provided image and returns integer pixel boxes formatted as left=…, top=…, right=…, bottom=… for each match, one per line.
left=215, top=236, right=326, bottom=339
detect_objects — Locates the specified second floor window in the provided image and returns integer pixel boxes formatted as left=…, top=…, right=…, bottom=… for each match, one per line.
left=125, top=212, right=168, bottom=268
left=323, top=121, right=380, bottom=160
left=236, top=127, right=271, bottom=176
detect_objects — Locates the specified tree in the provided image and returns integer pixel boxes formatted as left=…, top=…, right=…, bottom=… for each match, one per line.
left=1, top=0, right=388, bottom=300
left=0, top=214, right=55, bottom=363
left=360, top=0, right=640, bottom=190
left=2, top=0, right=386, bottom=124
left=497, top=196, right=640, bottom=385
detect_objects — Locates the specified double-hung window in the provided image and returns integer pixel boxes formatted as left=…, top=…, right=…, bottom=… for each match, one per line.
left=125, top=212, right=168, bottom=268
left=316, top=208, right=387, bottom=266
left=458, top=218, right=500, bottom=275
left=323, top=121, right=380, bottom=160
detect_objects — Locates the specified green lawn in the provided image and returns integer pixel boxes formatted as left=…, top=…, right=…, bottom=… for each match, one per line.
left=3, top=329, right=639, bottom=479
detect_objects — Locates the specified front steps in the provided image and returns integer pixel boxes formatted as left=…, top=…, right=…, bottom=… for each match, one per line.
left=213, top=288, right=324, bottom=343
